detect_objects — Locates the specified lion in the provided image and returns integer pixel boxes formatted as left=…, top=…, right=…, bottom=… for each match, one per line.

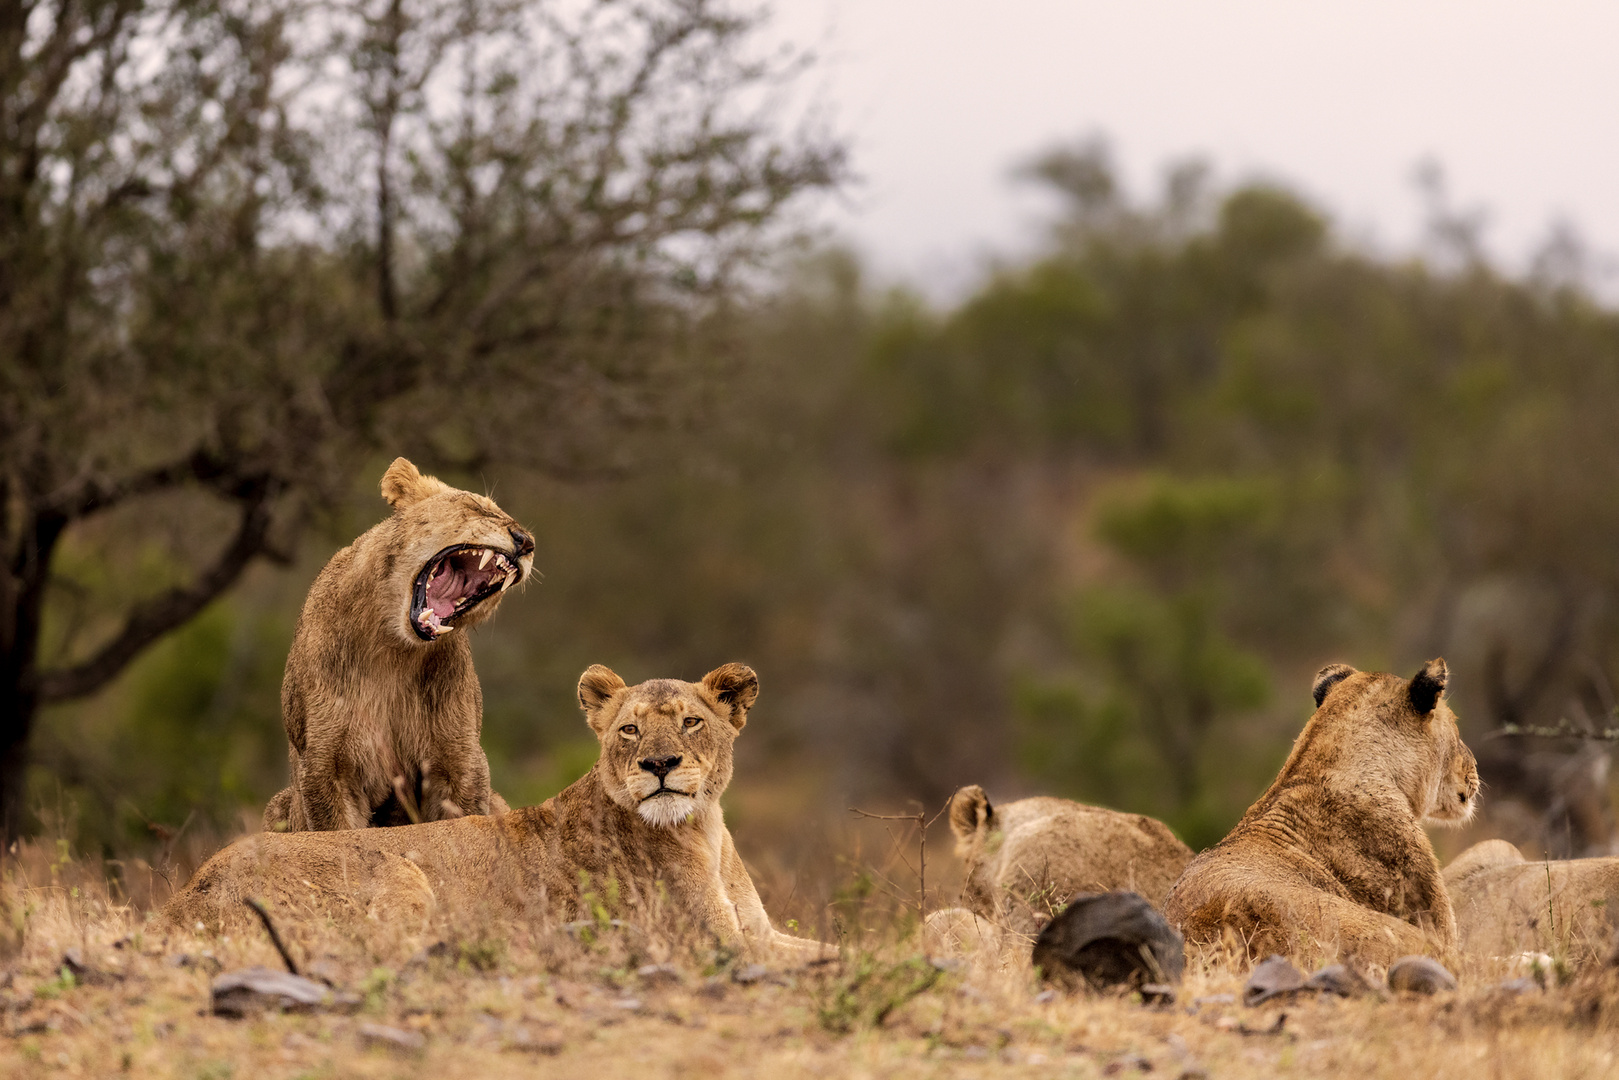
left=1163, top=659, right=1479, bottom=968
left=263, top=457, right=535, bottom=833
left=945, top=786, right=1192, bottom=938
left=1444, top=839, right=1619, bottom=965
left=168, top=663, right=825, bottom=958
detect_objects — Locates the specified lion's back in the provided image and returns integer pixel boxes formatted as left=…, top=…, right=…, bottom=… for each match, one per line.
left=985, top=799, right=1192, bottom=930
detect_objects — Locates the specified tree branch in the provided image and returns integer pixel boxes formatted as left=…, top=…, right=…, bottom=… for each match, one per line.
left=38, top=450, right=237, bottom=522
left=34, top=480, right=280, bottom=704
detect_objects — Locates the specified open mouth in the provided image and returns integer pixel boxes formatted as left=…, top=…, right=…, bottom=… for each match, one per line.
left=410, top=544, right=521, bottom=640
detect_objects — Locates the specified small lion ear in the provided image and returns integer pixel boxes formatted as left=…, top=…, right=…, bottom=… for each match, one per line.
left=700, top=663, right=758, bottom=730
left=1312, top=663, right=1357, bottom=707
left=578, top=665, right=627, bottom=732
left=948, top=785, right=994, bottom=843
left=1409, top=658, right=1449, bottom=714
left=380, top=457, right=450, bottom=509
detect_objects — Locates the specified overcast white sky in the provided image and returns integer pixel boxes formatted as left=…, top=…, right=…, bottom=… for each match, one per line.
left=770, top=0, right=1619, bottom=297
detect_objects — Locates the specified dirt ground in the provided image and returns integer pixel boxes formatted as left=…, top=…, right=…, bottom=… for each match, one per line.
left=5, top=837, right=1619, bottom=1080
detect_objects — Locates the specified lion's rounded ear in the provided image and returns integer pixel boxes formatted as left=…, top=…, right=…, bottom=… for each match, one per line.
left=1409, top=658, right=1449, bottom=714
left=578, top=665, right=627, bottom=731
left=700, top=663, right=758, bottom=729
left=381, top=457, right=450, bottom=509
left=948, top=785, right=993, bottom=843
left=1311, top=663, right=1357, bottom=708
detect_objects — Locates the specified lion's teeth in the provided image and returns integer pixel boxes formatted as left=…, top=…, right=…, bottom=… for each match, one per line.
left=501, top=570, right=516, bottom=591
left=478, top=549, right=493, bottom=570
left=437, top=624, right=456, bottom=634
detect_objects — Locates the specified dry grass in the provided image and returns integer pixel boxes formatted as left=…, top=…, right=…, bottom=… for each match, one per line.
left=5, top=823, right=1619, bottom=1079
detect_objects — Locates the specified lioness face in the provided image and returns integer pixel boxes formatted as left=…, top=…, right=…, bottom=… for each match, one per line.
left=376, top=458, right=536, bottom=643
left=1424, top=703, right=1480, bottom=825
left=577, top=663, right=759, bottom=829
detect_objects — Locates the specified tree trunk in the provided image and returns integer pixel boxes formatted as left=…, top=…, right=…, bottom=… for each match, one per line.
left=0, top=511, right=62, bottom=841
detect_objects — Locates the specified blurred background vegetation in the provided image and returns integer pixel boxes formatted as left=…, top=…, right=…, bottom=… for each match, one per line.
left=7, top=2, right=1619, bottom=887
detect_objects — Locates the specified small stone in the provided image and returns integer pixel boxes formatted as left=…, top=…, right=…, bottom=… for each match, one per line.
left=504, top=1025, right=564, bottom=1054
left=1495, top=977, right=1540, bottom=996
left=731, top=964, right=769, bottom=985
left=1032, top=891, right=1185, bottom=992
left=1386, top=956, right=1456, bottom=995
left=358, top=1022, right=425, bottom=1052
left=636, top=963, right=681, bottom=986
left=1140, top=983, right=1177, bottom=1005
left=1304, top=963, right=1375, bottom=998
left=1243, top=955, right=1306, bottom=1006
left=1191, top=993, right=1235, bottom=1008
left=1032, top=989, right=1058, bottom=1004
left=612, top=997, right=644, bottom=1011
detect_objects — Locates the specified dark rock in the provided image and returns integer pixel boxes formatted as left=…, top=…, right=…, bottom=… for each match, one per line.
left=1386, top=956, right=1457, bottom=995
left=1032, top=891, right=1185, bottom=992
left=1243, top=955, right=1307, bottom=1006
left=211, top=967, right=358, bottom=1017
left=1304, top=963, right=1376, bottom=998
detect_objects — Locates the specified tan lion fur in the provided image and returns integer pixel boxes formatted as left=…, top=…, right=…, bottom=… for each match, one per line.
left=1444, top=839, right=1619, bottom=964
left=946, top=786, right=1192, bottom=938
left=263, top=457, right=534, bottom=832
left=1163, top=659, right=1479, bottom=968
left=170, top=664, right=825, bottom=957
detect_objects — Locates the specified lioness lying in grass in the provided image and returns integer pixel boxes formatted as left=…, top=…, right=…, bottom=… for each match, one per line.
left=167, top=663, right=825, bottom=957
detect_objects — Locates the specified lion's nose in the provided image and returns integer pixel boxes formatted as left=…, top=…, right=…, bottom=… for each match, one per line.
left=509, top=527, right=534, bottom=557
left=639, top=755, right=682, bottom=779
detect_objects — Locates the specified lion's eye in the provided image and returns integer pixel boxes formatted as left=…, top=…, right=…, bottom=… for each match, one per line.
left=683, top=717, right=703, bottom=730
left=619, top=724, right=639, bottom=739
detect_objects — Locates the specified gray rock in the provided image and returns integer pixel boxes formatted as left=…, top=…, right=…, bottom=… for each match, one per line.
left=1243, top=955, right=1306, bottom=1006
left=1386, top=956, right=1457, bottom=995
left=211, top=967, right=346, bottom=1017
left=1032, top=891, right=1185, bottom=992
left=636, top=963, right=682, bottom=986
left=1304, top=963, right=1376, bottom=998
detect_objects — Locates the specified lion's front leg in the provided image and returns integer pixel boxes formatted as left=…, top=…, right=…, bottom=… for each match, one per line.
left=296, top=746, right=374, bottom=831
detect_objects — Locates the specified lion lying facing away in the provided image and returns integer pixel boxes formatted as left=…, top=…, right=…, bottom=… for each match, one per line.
left=1445, top=839, right=1619, bottom=965
left=169, top=664, right=824, bottom=957
left=946, top=786, right=1192, bottom=938
left=263, top=457, right=535, bottom=832
left=1164, top=659, right=1479, bottom=968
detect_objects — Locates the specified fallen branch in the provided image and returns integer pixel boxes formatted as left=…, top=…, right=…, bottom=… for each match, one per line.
left=243, top=898, right=301, bottom=976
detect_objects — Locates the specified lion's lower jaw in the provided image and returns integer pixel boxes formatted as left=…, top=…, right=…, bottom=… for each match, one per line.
left=637, top=794, right=697, bottom=829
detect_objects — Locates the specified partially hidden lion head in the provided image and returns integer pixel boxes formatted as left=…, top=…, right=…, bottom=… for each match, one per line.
left=576, top=663, right=758, bottom=828
left=1309, top=657, right=1479, bottom=826
left=375, top=457, right=536, bottom=643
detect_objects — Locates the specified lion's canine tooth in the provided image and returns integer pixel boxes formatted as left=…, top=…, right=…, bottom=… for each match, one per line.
left=436, top=624, right=456, bottom=634
left=478, top=549, right=493, bottom=570
left=501, top=570, right=516, bottom=591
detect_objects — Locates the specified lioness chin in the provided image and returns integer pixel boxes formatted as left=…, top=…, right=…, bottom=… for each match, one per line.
left=168, top=663, right=827, bottom=958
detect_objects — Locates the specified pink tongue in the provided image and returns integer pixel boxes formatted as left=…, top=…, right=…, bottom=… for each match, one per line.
left=426, top=568, right=465, bottom=617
